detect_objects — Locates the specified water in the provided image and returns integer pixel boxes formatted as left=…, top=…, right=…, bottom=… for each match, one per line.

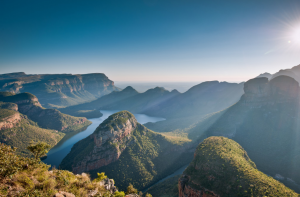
left=42, top=110, right=165, bottom=168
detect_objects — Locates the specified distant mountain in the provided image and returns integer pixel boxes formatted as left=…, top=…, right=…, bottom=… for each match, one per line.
left=60, top=111, right=192, bottom=191
left=256, top=72, right=272, bottom=79
left=189, top=75, right=300, bottom=191
left=60, top=86, right=139, bottom=113
left=0, top=92, right=92, bottom=156
left=145, top=81, right=244, bottom=118
left=179, top=137, right=298, bottom=197
left=61, top=86, right=179, bottom=116
left=256, top=64, right=300, bottom=83
left=0, top=72, right=119, bottom=108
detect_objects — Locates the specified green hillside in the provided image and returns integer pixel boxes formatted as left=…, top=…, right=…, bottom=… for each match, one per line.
left=0, top=109, right=64, bottom=157
left=181, top=136, right=298, bottom=197
left=0, top=92, right=92, bottom=133
left=60, top=111, right=192, bottom=191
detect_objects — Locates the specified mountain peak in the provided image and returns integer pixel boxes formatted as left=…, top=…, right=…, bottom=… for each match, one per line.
left=122, top=86, right=138, bottom=93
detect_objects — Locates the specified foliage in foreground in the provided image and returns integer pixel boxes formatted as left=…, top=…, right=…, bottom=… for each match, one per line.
left=0, top=143, right=140, bottom=197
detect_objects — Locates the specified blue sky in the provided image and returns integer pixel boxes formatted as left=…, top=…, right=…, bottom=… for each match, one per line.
left=1, top=0, right=300, bottom=82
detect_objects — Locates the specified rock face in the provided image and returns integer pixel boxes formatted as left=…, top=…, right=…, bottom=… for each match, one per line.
left=241, top=76, right=299, bottom=106
left=72, top=111, right=138, bottom=174
left=0, top=92, right=90, bottom=132
left=0, top=73, right=119, bottom=107
left=179, top=175, right=219, bottom=197
left=0, top=112, right=21, bottom=130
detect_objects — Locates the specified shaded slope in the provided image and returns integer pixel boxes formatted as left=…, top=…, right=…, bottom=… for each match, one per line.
left=59, top=86, right=139, bottom=116
left=179, top=137, right=298, bottom=197
left=192, top=76, right=300, bottom=191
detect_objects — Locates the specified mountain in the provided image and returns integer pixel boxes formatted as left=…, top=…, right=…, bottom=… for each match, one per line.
left=0, top=92, right=92, bottom=156
left=0, top=72, right=119, bottom=108
left=179, top=136, right=298, bottom=197
left=59, top=86, right=139, bottom=116
left=60, top=111, right=193, bottom=191
left=256, top=64, right=300, bottom=83
left=0, top=92, right=91, bottom=132
left=0, top=107, right=64, bottom=157
left=256, top=72, right=272, bottom=79
left=188, top=75, right=300, bottom=191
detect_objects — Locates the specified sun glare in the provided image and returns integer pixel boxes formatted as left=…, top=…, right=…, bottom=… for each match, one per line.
left=293, top=27, right=300, bottom=43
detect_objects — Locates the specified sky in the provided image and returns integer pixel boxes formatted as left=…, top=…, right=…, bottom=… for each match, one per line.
left=1, top=0, right=300, bottom=82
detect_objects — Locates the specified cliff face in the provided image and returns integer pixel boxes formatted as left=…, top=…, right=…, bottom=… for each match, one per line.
left=241, top=76, right=299, bottom=106
left=178, top=175, right=219, bottom=197
left=0, top=112, right=21, bottom=130
left=72, top=112, right=138, bottom=174
left=0, top=73, right=119, bottom=107
left=0, top=92, right=91, bottom=132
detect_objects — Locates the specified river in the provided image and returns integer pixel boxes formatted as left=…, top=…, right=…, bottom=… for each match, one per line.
left=42, top=110, right=165, bottom=168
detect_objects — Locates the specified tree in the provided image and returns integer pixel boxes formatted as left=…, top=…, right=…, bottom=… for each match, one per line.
left=114, top=191, right=125, bottom=197
left=95, top=172, right=107, bottom=181
left=126, top=183, right=138, bottom=194
left=27, top=141, right=51, bottom=160
left=145, top=193, right=152, bottom=197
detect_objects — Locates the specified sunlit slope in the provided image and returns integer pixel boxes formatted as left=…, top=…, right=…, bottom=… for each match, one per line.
left=0, top=108, right=64, bottom=157
left=196, top=76, right=300, bottom=190
left=0, top=92, right=91, bottom=133
left=180, top=137, right=298, bottom=197
left=60, top=111, right=192, bottom=191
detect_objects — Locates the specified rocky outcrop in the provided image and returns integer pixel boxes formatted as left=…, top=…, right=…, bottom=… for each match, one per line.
left=241, top=76, right=299, bottom=106
left=0, top=92, right=90, bottom=132
left=72, top=111, right=138, bottom=174
left=178, top=175, right=220, bottom=197
left=0, top=112, right=21, bottom=130
left=0, top=73, right=119, bottom=107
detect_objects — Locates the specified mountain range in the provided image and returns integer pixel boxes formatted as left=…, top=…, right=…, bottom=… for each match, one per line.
left=0, top=72, right=119, bottom=108
left=0, top=91, right=91, bottom=156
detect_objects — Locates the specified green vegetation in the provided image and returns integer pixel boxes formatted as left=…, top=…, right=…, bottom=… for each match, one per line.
left=27, top=141, right=51, bottom=160
left=145, top=175, right=179, bottom=197
left=183, top=137, right=299, bottom=197
left=0, top=143, right=138, bottom=196
left=0, top=114, right=64, bottom=157
left=0, top=109, right=17, bottom=122
left=60, top=111, right=192, bottom=191
left=0, top=92, right=92, bottom=133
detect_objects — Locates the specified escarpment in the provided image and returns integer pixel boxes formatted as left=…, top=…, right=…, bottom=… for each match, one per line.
left=241, top=75, right=299, bottom=106
left=0, top=92, right=91, bottom=132
left=0, top=111, right=21, bottom=130
left=0, top=72, right=119, bottom=108
left=72, top=111, right=138, bottom=174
